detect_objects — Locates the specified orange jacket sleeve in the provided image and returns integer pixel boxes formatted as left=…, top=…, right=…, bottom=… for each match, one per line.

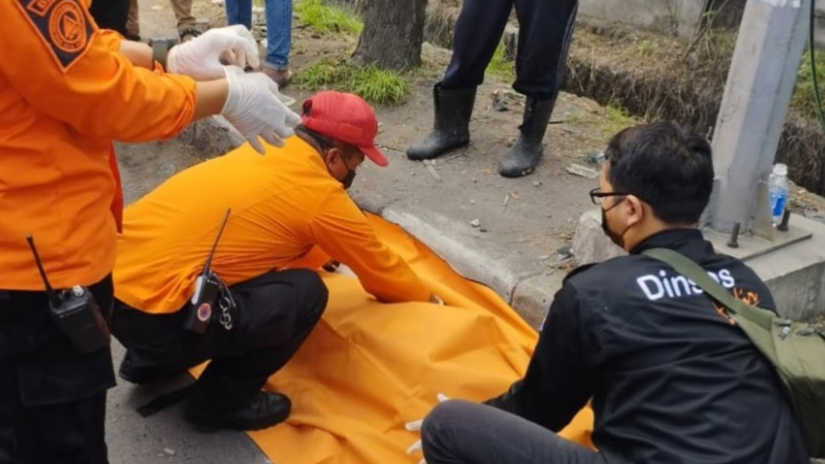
left=0, top=0, right=196, bottom=142
left=310, top=189, right=431, bottom=304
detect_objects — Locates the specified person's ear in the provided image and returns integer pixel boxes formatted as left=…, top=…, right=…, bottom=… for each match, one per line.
left=625, top=195, right=646, bottom=228
left=326, top=147, right=344, bottom=168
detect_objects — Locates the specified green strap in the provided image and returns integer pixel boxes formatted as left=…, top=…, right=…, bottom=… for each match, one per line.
left=642, top=248, right=749, bottom=316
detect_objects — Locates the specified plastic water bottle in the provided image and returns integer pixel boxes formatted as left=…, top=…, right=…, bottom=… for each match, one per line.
left=768, top=163, right=789, bottom=226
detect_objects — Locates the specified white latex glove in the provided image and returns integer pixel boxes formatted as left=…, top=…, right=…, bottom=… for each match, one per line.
left=167, top=25, right=260, bottom=80
left=221, top=66, right=302, bottom=154
left=406, top=393, right=450, bottom=464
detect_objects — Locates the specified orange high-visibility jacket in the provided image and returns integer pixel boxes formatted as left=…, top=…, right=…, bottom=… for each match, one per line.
left=114, top=137, right=433, bottom=313
left=0, top=0, right=197, bottom=291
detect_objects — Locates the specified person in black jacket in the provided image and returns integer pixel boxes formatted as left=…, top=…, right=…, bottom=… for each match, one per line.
left=405, top=0, right=578, bottom=178
left=417, top=122, right=810, bottom=464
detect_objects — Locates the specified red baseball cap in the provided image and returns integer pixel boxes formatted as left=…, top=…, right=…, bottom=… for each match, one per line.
left=300, top=91, right=389, bottom=167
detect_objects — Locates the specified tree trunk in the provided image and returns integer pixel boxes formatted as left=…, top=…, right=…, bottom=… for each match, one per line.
left=352, top=0, right=427, bottom=71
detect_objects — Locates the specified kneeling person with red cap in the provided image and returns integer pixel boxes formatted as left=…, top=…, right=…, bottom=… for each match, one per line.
left=111, top=91, right=440, bottom=431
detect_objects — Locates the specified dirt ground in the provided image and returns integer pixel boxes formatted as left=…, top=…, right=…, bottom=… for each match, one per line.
left=118, top=0, right=641, bottom=274
left=116, top=0, right=825, bottom=280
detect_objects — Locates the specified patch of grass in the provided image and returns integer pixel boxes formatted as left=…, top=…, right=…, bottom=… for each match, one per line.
left=563, top=106, right=638, bottom=140
left=603, top=105, right=637, bottom=135
left=486, top=45, right=515, bottom=82
left=793, top=49, right=825, bottom=117
left=631, top=39, right=657, bottom=58
left=294, top=0, right=362, bottom=35
left=296, top=58, right=408, bottom=105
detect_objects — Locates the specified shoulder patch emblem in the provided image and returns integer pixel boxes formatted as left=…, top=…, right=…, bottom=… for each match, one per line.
left=17, top=0, right=94, bottom=72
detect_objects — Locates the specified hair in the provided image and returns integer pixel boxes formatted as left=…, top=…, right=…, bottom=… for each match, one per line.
left=604, top=121, right=714, bottom=225
left=295, top=125, right=360, bottom=160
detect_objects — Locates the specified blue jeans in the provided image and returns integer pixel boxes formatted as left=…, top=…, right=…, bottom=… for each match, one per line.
left=224, top=0, right=292, bottom=69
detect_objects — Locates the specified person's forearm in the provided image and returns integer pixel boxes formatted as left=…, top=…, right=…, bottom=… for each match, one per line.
left=118, top=40, right=154, bottom=69
left=193, top=79, right=229, bottom=121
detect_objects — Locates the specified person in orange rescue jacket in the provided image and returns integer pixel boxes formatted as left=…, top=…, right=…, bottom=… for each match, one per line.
left=0, top=1, right=300, bottom=462
left=111, top=91, right=441, bottom=432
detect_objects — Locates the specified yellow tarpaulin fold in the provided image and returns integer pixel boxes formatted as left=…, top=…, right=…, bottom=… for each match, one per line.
left=200, top=214, right=594, bottom=463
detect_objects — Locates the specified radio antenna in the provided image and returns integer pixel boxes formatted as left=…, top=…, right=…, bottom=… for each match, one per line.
left=203, top=208, right=231, bottom=275
left=26, top=234, right=62, bottom=307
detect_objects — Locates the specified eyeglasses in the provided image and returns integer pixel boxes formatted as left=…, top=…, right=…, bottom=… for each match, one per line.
left=589, top=188, right=633, bottom=205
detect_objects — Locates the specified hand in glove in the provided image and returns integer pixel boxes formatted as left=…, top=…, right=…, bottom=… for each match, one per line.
left=167, top=25, right=260, bottom=80
left=406, top=393, right=451, bottom=464
left=221, top=66, right=302, bottom=154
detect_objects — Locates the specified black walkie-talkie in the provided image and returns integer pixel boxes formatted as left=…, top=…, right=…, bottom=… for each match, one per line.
left=182, top=208, right=232, bottom=334
left=27, top=235, right=111, bottom=354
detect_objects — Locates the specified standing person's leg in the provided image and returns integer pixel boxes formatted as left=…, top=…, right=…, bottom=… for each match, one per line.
left=407, top=0, right=513, bottom=162
left=422, top=400, right=604, bottom=464
left=498, top=0, right=578, bottom=178
left=126, top=0, right=141, bottom=41
left=170, top=0, right=199, bottom=41
left=261, top=0, right=294, bottom=87
left=224, top=0, right=253, bottom=29
left=88, top=0, right=131, bottom=36
left=0, top=279, right=115, bottom=464
left=183, top=269, right=328, bottom=430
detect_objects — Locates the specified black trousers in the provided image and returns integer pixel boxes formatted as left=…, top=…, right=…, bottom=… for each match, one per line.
left=111, top=269, right=328, bottom=415
left=88, top=0, right=131, bottom=36
left=0, top=278, right=115, bottom=464
left=442, top=0, right=579, bottom=101
left=422, top=400, right=608, bottom=464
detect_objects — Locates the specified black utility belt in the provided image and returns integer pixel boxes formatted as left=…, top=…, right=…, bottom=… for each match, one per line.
left=183, top=271, right=236, bottom=334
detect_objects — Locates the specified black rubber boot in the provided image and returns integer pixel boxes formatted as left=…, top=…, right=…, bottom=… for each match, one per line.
left=183, top=367, right=292, bottom=431
left=407, top=83, right=476, bottom=161
left=498, top=96, right=557, bottom=178
left=184, top=389, right=292, bottom=432
left=183, top=392, right=292, bottom=431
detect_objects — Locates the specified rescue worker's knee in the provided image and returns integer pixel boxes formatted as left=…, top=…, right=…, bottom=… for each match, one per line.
left=285, top=269, right=329, bottom=317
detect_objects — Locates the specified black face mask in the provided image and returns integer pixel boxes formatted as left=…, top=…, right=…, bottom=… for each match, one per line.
left=341, top=166, right=356, bottom=190
left=600, top=201, right=631, bottom=249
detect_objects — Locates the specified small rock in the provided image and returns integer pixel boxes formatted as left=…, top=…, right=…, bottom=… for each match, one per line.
left=538, top=255, right=550, bottom=260
left=471, top=178, right=478, bottom=183
left=532, top=181, right=542, bottom=187
left=470, top=199, right=475, bottom=204
left=312, top=33, right=321, bottom=39
left=470, top=219, right=481, bottom=228
left=479, top=228, right=488, bottom=233
left=164, top=448, right=176, bottom=456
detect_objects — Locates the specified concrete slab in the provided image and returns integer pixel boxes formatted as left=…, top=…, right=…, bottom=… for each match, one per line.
left=511, top=272, right=566, bottom=328
left=746, top=214, right=825, bottom=320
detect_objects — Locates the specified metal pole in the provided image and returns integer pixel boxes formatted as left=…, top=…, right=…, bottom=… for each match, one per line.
left=705, top=0, right=810, bottom=234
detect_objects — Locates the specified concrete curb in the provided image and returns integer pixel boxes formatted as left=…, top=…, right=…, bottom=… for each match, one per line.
left=352, top=192, right=562, bottom=327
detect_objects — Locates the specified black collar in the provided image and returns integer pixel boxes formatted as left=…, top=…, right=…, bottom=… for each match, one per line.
left=630, top=228, right=710, bottom=258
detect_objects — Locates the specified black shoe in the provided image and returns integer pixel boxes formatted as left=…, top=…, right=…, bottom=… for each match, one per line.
left=498, top=96, right=557, bottom=178
left=118, top=353, right=185, bottom=385
left=407, top=83, right=476, bottom=161
left=183, top=391, right=292, bottom=431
